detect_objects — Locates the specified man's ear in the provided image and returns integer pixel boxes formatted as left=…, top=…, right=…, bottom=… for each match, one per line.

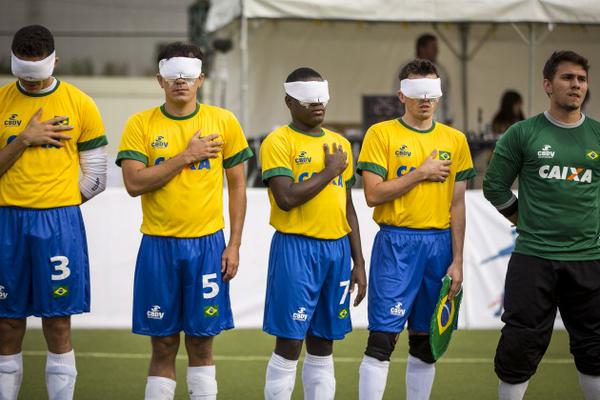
left=156, top=74, right=165, bottom=89
left=397, top=91, right=406, bottom=104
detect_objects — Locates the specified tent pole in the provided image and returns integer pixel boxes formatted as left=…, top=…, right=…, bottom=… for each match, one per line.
left=240, top=0, right=249, bottom=133
left=528, top=23, right=535, bottom=117
left=459, top=23, right=470, bottom=134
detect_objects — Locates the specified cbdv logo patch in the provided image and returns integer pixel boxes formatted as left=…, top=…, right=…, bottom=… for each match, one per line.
left=390, top=302, right=406, bottom=317
left=147, top=305, right=165, bottom=320
left=293, top=307, right=308, bottom=321
left=295, top=151, right=312, bottom=164
left=0, top=285, right=7, bottom=300
left=151, top=135, right=169, bottom=149
left=4, top=114, right=22, bottom=127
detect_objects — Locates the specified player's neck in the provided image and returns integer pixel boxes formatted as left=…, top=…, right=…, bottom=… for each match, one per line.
left=18, top=76, right=55, bottom=94
left=402, top=114, right=434, bottom=131
left=547, top=104, right=582, bottom=125
left=163, top=100, right=198, bottom=117
left=290, top=118, right=322, bottom=134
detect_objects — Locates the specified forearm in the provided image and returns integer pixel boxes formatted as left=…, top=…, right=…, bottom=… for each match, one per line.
left=0, top=136, right=28, bottom=176
left=274, top=169, right=338, bottom=211
left=483, top=153, right=518, bottom=211
left=346, top=192, right=365, bottom=264
left=450, top=199, right=466, bottom=264
left=124, top=153, right=190, bottom=196
left=227, top=183, right=246, bottom=247
left=365, top=169, right=425, bottom=207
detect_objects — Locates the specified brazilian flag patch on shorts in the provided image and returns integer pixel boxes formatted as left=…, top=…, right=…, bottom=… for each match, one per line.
left=337, top=308, right=349, bottom=319
left=52, top=286, right=69, bottom=298
left=204, top=305, right=219, bottom=317
left=429, top=275, right=462, bottom=360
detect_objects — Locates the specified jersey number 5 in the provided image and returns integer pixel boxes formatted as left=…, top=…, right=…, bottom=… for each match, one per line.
left=202, top=273, right=220, bottom=299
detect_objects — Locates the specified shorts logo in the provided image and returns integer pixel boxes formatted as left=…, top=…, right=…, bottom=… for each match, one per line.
left=52, top=286, right=69, bottom=298
left=539, top=165, right=592, bottom=183
left=151, top=135, right=169, bottom=149
left=438, top=150, right=451, bottom=161
left=204, top=305, right=219, bottom=317
left=53, top=116, right=70, bottom=126
left=586, top=150, right=599, bottom=161
left=4, top=114, right=22, bottom=127
left=537, top=144, right=555, bottom=159
left=295, top=151, right=312, bottom=164
left=147, top=305, right=165, bottom=320
left=338, top=308, right=349, bottom=319
left=292, top=307, right=308, bottom=321
left=395, top=145, right=412, bottom=157
left=390, top=302, right=406, bottom=317
left=0, top=285, right=7, bottom=300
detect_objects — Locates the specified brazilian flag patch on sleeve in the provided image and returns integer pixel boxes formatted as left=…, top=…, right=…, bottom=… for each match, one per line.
left=429, top=275, right=463, bottom=360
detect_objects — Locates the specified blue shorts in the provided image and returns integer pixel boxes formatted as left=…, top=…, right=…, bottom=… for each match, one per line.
left=263, top=232, right=352, bottom=340
left=0, top=206, right=90, bottom=318
left=368, top=225, right=452, bottom=333
left=132, top=231, right=234, bottom=337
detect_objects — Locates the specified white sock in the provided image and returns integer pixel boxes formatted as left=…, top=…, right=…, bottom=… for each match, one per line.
left=302, top=353, right=335, bottom=400
left=498, top=379, right=529, bottom=400
left=187, top=365, right=217, bottom=400
left=46, top=350, right=77, bottom=400
left=406, top=354, right=435, bottom=400
left=359, top=355, right=390, bottom=400
left=0, top=352, right=23, bottom=400
left=145, top=376, right=176, bottom=400
left=264, top=353, right=298, bottom=400
left=578, top=372, right=600, bottom=400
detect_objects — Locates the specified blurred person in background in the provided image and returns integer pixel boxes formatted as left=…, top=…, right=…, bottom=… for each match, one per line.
left=491, top=90, right=525, bottom=136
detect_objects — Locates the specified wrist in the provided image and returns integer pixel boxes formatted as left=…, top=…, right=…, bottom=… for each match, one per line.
left=177, top=150, right=194, bottom=166
left=413, top=167, right=427, bottom=182
left=227, top=241, right=241, bottom=249
left=17, top=134, right=32, bottom=148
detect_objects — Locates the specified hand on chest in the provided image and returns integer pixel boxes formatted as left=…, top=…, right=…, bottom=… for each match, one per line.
left=389, top=139, right=454, bottom=178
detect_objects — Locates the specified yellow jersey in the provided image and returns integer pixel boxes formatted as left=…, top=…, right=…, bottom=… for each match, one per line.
left=117, top=103, right=253, bottom=238
left=357, top=118, right=475, bottom=229
left=260, top=124, right=355, bottom=240
left=0, top=80, right=107, bottom=208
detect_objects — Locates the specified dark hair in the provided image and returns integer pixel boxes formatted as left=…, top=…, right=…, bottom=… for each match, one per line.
left=543, top=51, right=589, bottom=81
left=416, top=33, right=436, bottom=55
left=492, top=90, right=524, bottom=127
left=157, top=42, right=203, bottom=64
left=399, top=59, right=439, bottom=81
left=285, top=67, right=322, bottom=83
left=11, top=25, right=54, bottom=57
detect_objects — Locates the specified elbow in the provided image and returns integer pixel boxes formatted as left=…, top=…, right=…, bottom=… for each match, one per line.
left=123, top=181, right=142, bottom=197
left=273, top=193, right=294, bottom=211
left=364, top=192, right=381, bottom=208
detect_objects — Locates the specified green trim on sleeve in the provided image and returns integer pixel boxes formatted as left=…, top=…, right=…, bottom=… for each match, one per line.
left=262, top=167, right=294, bottom=185
left=115, top=150, right=148, bottom=167
left=456, top=168, right=477, bottom=181
left=223, top=147, right=254, bottom=169
left=77, top=135, right=108, bottom=151
left=356, top=161, right=387, bottom=178
left=345, top=175, right=356, bottom=188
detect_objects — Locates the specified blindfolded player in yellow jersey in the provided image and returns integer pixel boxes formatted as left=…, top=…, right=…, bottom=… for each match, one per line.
left=0, top=25, right=108, bottom=400
left=117, top=42, right=253, bottom=400
left=260, top=67, right=366, bottom=400
left=357, top=59, right=475, bottom=400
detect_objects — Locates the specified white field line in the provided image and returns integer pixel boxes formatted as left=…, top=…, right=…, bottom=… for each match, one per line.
left=21, top=351, right=574, bottom=364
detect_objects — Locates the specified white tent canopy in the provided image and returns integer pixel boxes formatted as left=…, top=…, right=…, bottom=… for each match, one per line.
left=208, top=0, right=600, bottom=32
left=204, top=1, right=600, bottom=137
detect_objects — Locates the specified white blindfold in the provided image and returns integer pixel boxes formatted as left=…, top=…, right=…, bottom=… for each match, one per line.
left=400, top=78, right=443, bottom=100
left=158, top=57, right=202, bottom=79
left=284, top=80, right=330, bottom=104
left=11, top=51, right=56, bottom=82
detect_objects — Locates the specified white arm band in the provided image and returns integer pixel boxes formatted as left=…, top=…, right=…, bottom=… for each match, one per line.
left=79, top=146, right=107, bottom=200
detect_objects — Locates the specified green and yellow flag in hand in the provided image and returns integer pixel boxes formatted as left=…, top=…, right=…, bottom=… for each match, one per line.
left=429, top=275, right=463, bottom=360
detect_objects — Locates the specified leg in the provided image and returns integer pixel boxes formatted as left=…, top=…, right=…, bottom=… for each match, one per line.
left=303, top=335, right=335, bottom=400
left=406, top=332, right=436, bottom=400
left=265, top=338, right=303, bottom=400
left=145, top=335, right=180, bottom=400
left=360, top=331, right=398, bottom=400
left=0, top=319, right=26, bottom=400
left=42, top=316, right=77, bottom=400
left=495, top=254, right=558, bottom=400
left=558, top=260, right=600, bottom=400
left=185, top=335, right=217, bottom=400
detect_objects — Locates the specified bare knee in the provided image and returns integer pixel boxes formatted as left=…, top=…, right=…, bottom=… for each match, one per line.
left=151, top=335, right=181, bottom=360
left=305, top=335, right=333, bottom=356
left=275, top=337, right=303, bottom=361
left=185, top=335, right=214, bottom=366
left=42, top=316, right=72, bottom=354
left=0, top=318, right=26, bottom=354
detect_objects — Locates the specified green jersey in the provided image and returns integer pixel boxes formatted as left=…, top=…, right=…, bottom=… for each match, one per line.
left=483, top=112, right=600, bottom=260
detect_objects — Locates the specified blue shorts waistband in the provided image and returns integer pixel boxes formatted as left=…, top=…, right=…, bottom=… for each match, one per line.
left=379, top=225, right=450, bottom=235
left=275, top=231, right=347, bottom=242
